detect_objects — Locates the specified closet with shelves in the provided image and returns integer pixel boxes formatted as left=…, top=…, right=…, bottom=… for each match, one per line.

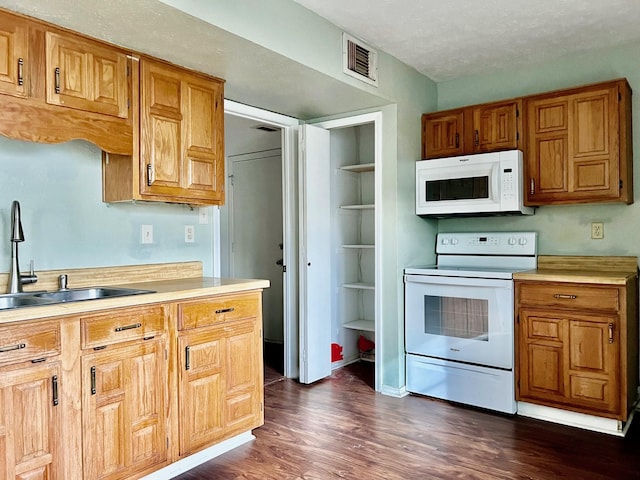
left=332, top=123, right=377, bottom=363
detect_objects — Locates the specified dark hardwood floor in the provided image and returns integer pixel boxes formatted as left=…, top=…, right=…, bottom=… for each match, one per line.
left=175, top=363, right=640, bottom=479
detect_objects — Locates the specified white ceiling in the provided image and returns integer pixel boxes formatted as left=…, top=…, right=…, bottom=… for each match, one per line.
left=294, top=0, right=640, bottom=82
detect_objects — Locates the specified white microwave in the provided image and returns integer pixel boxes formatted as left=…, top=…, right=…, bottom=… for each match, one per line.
left=415, top=149, right=534, bottom=217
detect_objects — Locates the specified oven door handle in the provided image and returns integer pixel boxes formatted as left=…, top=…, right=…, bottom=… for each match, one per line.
left=404, top=274, right=512, bottom=288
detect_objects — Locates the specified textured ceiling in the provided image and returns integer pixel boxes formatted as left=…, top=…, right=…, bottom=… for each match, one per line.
left=294, top=0, right=640, bottom=82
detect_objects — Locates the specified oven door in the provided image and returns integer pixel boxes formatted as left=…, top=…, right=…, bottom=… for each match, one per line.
left=404, top=273, right=514, bottom=369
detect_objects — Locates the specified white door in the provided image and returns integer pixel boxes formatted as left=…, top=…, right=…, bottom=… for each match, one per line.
left=229, top=151, right=284, bottom=346
left=299, top=124, right=332, bottom=384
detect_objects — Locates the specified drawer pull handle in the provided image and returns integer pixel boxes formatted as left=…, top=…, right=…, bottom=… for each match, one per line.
left=553, top=294, right=577, bottom=300
left=90, top=366, right=96, bottom=395
left=0, top=343, right=26, bottom=353
left=185, top=346, right=191, bottom=371
left=52, top=375, right=59, bottom=406
left=608, top=323, right=615, bottom=344
left=54, top=67, right=60, bottom=94
left=215, top=307, right=235, bottom=314
left=17, top=58, right=24, bottom=86
left=115, top=322, right=142, bottom=332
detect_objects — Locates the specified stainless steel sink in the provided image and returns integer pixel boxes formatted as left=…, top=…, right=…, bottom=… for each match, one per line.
left=0, top=287, right=155, bottom=311
left=33, top=287, right=155, bottom=303
left=0, top=293, right=55, bottom=310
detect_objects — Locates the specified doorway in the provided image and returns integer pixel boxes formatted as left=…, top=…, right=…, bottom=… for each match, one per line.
left=221, top=101, right=299, bottom=379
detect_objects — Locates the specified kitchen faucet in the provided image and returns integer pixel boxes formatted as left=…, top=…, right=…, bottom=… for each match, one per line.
left=7, top=200, right=37, bottom=293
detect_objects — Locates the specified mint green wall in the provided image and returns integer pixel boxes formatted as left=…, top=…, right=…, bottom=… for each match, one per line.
left=436, top=42, right=640, bottom=258
left=0, top=137, right=215, bottom=276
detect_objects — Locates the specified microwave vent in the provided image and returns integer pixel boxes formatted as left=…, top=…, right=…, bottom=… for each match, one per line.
left=343, top=33, right=378, bottom=87
left=253, top=124, right=279, bottom=132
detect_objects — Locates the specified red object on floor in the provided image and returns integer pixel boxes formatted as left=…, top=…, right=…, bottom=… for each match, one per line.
left=358, top=335, right=375, bottom=353
left=331, top=343, right=343, bottom=362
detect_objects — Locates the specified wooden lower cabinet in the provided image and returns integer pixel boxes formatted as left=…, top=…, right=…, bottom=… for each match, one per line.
left=0, top=361, right=62, bottom=480
left=82, top=338, right=167, bottom=480
left=516, top=273, right=637, bottom=421
left=518, top=309, right=619, bottom=415
left=178, top=314, right=263, bottom=456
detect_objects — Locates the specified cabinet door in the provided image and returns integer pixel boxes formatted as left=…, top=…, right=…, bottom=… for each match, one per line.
left=526, top=83, right=621, bottom=205
left=567, top=317, right=619, bottom=415
left=82, top=339, right=166, bottom=480
left=182, top=75, right=225, bottom=203
left=140, top=59, right=225, bottom=204
left=0, top=362, right=62, bottom=480
left=471, top=101, right=519, bottom=153
left=46, top=31, right=129, bottom=118
left=421, top=110, right=464, bottom=159
left=518, top=309, right=567, bottom=404
left=0, top=12, right=27, bottom=98
left=224, top=319, right=263, bottom=437
left=178, top=327, right=226, bottom=455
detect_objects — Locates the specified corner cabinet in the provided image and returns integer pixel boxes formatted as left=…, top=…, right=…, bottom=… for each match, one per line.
left=421, top=99, right=521, bottom=159
left=524, top=79, right=633, bottom=205
left=103, top=58, right=225, bottom=206
left=515, top=256, right=639, bottom=422
left=177, top=292, right=264, bottom=456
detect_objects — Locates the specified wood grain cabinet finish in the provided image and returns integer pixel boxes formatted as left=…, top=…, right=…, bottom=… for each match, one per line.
left=139, top=58, right=225, bottom=205
left=82, top=338, right=167, bottom=480
left=516, top=280, right=637, bottom=421
left=0, top=361, right=62, bottom=480
left=421, top=100, right=521, bottom=159
left=0, top=9, right=134, bottom=154
left=45, top=31, right=129, bottom=118
left=177, top=293, right=263, bottom=456
left=0, top=11, right=28, bottom=98
left=524, top=79, right=633, bottom=205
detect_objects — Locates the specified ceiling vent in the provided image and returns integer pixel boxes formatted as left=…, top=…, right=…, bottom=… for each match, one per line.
left=343, top=33, right=378, bottom=87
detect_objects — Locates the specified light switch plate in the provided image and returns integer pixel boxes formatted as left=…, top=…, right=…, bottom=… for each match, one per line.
left=141, top=225, right=153, bottom=244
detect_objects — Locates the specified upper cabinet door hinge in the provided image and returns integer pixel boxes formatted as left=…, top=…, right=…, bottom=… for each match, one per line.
left=620, top=179, right=623, bottom=190
left=516, top=108, right=520, bottom=117
left=516, top=132, right=520, bottom=141
left=618, top=92, right=622, bottom=101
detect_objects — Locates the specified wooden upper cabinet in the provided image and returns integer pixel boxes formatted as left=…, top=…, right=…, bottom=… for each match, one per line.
left=45, top=31, right=129, bottom=118
left=471, top=100, right=520, bottom=153
left=139, top=58, right=225, bottom=205
left=525, top=79, right=633, bottom=205
left=0, top=11, right=27, bottom=98
left=421, top=100, right=520, bottom=159
left=421, top=110, right=464, bottom=159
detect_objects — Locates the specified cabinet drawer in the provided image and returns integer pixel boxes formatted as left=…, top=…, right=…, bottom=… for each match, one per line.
left=81, top=305, right=166, bottom=349
left=518, top=283, right=619, bottom=312
left=179, top=293, right=260, bottom=330
left=0, top=321, right=60, bottom=365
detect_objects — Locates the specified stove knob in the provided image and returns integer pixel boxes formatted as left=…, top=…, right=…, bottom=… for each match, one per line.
left=519, top=237, right=527, bottom=245
left=508, top=237, right=517, bottom=245
left=451, top=238, right=458, bottom=245
left=442, top=238, right=450, bottom=245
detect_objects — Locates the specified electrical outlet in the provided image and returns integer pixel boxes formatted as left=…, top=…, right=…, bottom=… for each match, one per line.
left=185, top=225, right=195, bottom=243
left=591, top=222, right=604, bottom=239
left=141, top=225, right=153, bottom=244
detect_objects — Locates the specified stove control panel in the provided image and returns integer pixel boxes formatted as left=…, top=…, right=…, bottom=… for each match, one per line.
left=436, top=232, right=537, bottom=256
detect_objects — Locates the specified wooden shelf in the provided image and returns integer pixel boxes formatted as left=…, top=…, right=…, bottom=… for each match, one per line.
left=342, top=244, right=374, bottom=249
left=340, top=163, right=375, bottom=173
left=343, top=319, right=375, bottom=332
left=343, top=282, right=375, bottom=290
left=340, top=204, right=375, bottom=210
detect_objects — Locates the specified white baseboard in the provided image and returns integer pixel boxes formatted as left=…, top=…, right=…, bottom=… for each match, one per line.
left=517, top=402, right=633, bottom=437
left=331, top=353, right=360, bottom=370
left=140, top=431, right=255, bottom=479
left=381, top=384, right=408, bottom=397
